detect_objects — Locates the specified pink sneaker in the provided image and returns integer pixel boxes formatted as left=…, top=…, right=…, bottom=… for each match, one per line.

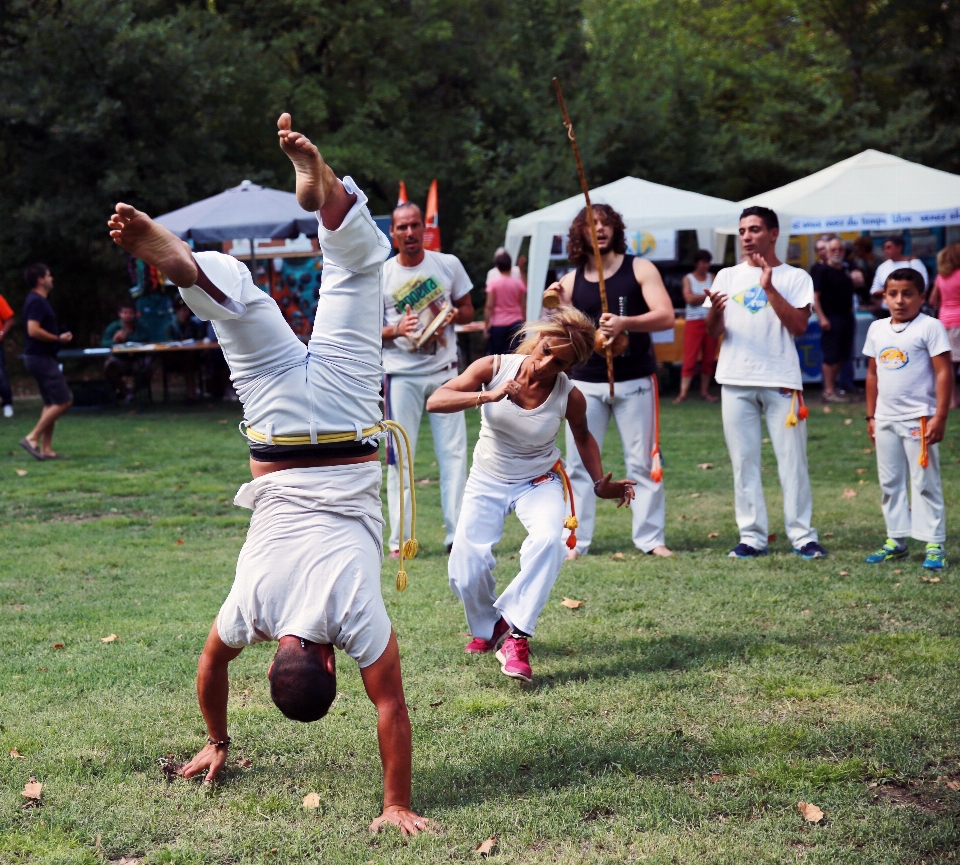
left=496, top=636, right=532, bottom=683
left=388, top=549, right=400, bottom=559
left=464, top=617, right=509, bottom=654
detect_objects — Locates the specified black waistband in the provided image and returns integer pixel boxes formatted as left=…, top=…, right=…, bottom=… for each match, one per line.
left=249, top=440, right=379, bottom=462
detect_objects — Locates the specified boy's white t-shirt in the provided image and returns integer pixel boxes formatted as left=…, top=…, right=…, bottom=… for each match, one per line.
left=862, top=313, right=951, bottom=421
left=705, top=261, right=813, bottom=390
left=382, top=250, right=473, bottom=376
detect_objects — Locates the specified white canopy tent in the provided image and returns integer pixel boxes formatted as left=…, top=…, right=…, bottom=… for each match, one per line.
left=725, top=149, right=960, bottom=259
left=504, top=177, right=740, bottom=320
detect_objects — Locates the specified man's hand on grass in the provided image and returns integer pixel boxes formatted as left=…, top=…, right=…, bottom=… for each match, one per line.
left=369, top=805, right=433, bottom=837
left=181, top=742, right=228, bottom=785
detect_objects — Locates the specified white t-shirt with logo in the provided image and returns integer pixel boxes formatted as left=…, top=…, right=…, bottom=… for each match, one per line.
left=870, top=258, right=929, bottom=297
left=705, top=261, right=813, bottom=390
left=862, top=313, right=950, bottom=421
left=382, top=250, right=473, bottom=376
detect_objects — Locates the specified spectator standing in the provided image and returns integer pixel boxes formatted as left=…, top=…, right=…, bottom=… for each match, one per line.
left=704, top=207, right=827, bottom=560
left=870, top=236, right=928, bottom=313
left=929, top=241, right=960, bottom=408
left=102, top=300, right=149, bottom=401
left=382, top=202, right=474, bottom=557
left=19, top=263, right=72, bottom=460
left=484, top=250, right=526, bottom=355
left=812, top=237, right=856, bottom=402
left=0, top=291, right=16, bottom=417
left=813, top=234, right=832, bottom=267
left=485, top=247, right=522, bottom=286
left=674, top=250, right=717, bottom=403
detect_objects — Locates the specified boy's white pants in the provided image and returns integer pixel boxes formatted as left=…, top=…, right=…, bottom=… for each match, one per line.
left=448, top=466, right=566, bottom=639
left=875, top=419, right=945, bottom=543
left=563, top=376, right=665, bottom=553
left=384, top=369, right=467, bottom=551
left=721, top=385, right=818, bottom=550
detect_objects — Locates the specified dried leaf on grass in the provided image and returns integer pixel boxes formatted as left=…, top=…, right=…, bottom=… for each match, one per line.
left=856, top=468, right=868, bottom=474
left=109, top=857, right=141, bottom=865
left=768, top=533, right=777, bottom=543
left=14, top=468, right=29, bottom=478
left=561, top=597, right=584, bottom=609
left=823, top=406, right=832, bottom=414
left=690, top=492, right=701, bottom=498
left=101, top=634, right=119, bottom=643
left=893, top=569, right=902, bottom=575
left=920, top=576, right=941, bottom=583
left=429, top=700, right=444, bottom=708
left=842, top=489, right=857, bottom=499
left=839, top=570, right=850, bottom=577
left=9, top=749, right=24, bottom=758
left=610, top=552, right=625, bottom=561
left=844, top=418, right=853, bottom=425
left=476, top=836, right=498, bottom=857
left=417, top=478, right=431, bottom=486
left=303, top=792, right=321, bottom=809
left=21, top=777, right=42, bottom=801
left=709, top=773, right=724, bottom=783
left=824, top=532, right=834, bottom=537
left=158, top=755, right=182, bottom=781
left=237, top=758, right=252, bottom=768
left=946, top=780, right=960, bottom=792
left=862, top=447, right=874, bottom=454
left=175, top=539, right=184, bottom=545
left=51, top=642, right=64, bottom=649
left=697, top=463, right=714, bottom=470
left=797, top=801, right=824, bottom=823
left=707, top=532, right=719, bottom=539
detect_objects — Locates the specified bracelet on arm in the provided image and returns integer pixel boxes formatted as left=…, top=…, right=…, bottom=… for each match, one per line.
left=593, top=477, right=604, bottom=495
left=207, top=736, right=231, bottom=749
left=476, top=392, right=484, bottom=410
left=393, top=323, right=400, bottom=339
left=865, top=415, right=874, bottom=421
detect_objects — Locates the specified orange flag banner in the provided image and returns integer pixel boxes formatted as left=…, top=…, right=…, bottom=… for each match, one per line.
left=397, top=181, right=409, bottom=206
left=423, top=179, right=441, bottom=251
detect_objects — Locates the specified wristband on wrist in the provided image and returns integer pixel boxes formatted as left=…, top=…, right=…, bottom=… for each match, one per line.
left=475, top=391, right=484, bottom=410
left=593, top=477, right=604, bottom=495
left=865, top=415, right=874, bottom=421
left=207, top=736, right=231, bottom=749
left=393, top=323, right=400, bottom=339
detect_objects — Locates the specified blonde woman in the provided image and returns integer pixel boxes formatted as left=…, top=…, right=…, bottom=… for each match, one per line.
left=426, top=307, right=635, bottom=683
left=929, top=242, right=960, bottom=408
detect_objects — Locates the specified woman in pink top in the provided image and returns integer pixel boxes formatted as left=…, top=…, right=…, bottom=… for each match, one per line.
left=484, top=250, right=527, bottom=355
left=930, top=242, right=960, bottom=407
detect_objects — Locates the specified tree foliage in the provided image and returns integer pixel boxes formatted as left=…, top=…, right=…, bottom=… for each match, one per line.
left=0, top=0, right=958, bottom=341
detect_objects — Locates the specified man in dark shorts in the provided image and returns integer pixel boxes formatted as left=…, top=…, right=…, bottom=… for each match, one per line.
left=812, top=237, right=855, bottom=403
left=20, top=263, right=72, bottom=460
left=544, top=204, right=676, bottom=558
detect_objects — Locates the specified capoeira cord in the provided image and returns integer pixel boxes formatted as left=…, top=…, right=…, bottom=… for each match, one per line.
left=651, top=374, right=663, bottom=483
left=784, top=390, right=809, bottom=427
left=919, top=417, right=929, bottom=468
left=550, top=459, right=580, bottom=550
left=241, top=420, right=418, bottom=590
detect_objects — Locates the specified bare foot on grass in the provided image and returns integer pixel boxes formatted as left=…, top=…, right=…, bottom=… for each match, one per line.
left=649, top=545, right=673, bottom=557
left=278, top=113, right=336, bottom=213
left=564, top=548, right=579, bottom=561
left=108, top=205, right=198, bottom=288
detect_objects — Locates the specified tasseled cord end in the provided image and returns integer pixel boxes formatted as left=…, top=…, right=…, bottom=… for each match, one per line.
left=396, top=538, right=418, bottom=592
left=650, top=450, right=663, bottom=483
left=785, top=390, right=799, bottom=427
left=564, top=515, right=578, bottom=549
left=396, top=570, right=408, bottom=592
left=797, top=391, right=809, bottom=421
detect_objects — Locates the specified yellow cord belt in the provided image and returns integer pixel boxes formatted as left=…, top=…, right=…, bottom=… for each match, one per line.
left=241, top=420, right=418, bottom=591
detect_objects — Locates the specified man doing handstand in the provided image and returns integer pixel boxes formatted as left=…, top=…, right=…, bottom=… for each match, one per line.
left=107, top=114, right=429, bottom=836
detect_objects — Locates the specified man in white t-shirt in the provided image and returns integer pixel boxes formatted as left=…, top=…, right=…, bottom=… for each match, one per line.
left=382, top=202, right=474, bottom=556
left=870, top=235, right=929, bottom=304
left=705, top=206, right=827, bottom=559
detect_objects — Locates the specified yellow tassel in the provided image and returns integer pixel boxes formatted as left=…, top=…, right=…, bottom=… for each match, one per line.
left=396, top=570, right=408, bottom=592
left=563, top=516, right=578, bottom=530
left=402, top=538, right=419, bottom=559
left=785, top=390, right=798, bottom=427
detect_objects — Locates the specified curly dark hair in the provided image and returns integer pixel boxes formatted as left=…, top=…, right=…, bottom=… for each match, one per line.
left=566, top=204, right=626, bottom=267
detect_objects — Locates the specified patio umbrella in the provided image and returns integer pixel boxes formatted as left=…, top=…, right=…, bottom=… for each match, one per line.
left=155, top=179, right=318, bottom=276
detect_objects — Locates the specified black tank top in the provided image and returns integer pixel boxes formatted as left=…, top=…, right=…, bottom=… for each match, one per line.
left=571, top=254, right=657, bottom=382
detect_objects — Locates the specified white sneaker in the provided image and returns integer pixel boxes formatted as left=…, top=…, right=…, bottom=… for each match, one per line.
left=3, top=405, right=13, bottom=418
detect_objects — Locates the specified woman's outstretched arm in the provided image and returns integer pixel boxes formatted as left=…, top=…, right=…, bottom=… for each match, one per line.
left=426, top=356, right=517, bottom=413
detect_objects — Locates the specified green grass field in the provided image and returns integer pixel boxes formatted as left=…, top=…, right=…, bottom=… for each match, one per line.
left=1, top=396, right=959, bottom=864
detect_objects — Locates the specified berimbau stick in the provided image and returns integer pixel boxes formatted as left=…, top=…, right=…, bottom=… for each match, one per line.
left=552, top=77, right=615, bottom=398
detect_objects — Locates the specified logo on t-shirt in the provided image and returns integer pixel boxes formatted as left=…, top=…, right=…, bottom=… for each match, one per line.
left=878, top=347, right=909, bottom=371
left=731, top=284, right=768, bottom=314
left=392, top=276, right=444, bottom=314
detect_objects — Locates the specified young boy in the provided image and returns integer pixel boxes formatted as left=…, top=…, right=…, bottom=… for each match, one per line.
left=863, top=268, right=953, bottom=569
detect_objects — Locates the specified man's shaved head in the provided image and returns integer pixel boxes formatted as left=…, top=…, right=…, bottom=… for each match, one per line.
left=269, top=640, right=336, bottom=722
left=391, top=202, right=422, bottom=226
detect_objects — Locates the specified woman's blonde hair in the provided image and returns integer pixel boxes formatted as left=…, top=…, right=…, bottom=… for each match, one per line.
left=937, top=242, right=960, bottom=277
left=514, top=305, right=597, bottom=366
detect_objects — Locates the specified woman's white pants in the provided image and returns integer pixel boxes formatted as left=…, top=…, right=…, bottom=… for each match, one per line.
left=448, top=467, right=566, bottom=639
left=875, top=418, right=945, bottom=542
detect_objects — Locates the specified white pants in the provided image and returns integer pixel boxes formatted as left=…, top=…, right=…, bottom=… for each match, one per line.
left=384, top=369, right=467, bottom=551
left=564, top=376, right=665, bottom=553
left=875, top=419, right=945, bottom=543
left=448, top=467, right=566, bottom=639
left=181, top=177, right=389, bottom=436
left=721, top=385, right=817, bottom=550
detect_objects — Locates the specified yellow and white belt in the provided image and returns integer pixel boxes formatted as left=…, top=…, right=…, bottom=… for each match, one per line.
left=240, top=420, right=418, bottom=591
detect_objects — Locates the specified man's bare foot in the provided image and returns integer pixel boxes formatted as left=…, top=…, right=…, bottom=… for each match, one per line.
left=648, top=545, right=673, bottom=557
left=564, top=548, right=580, bottom=561
left=108, top=205, right=198, bottom=288
left=700, top=392, right=718, bottom=403
left=278, top=113, right=336, bottom=213
left=673, top=393, right=688, bottom=405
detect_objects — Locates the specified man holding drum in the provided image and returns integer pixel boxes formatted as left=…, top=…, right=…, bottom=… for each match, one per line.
left=382, top=204, right=475, bottom=557
left=544, top=204, right=675, bottom=559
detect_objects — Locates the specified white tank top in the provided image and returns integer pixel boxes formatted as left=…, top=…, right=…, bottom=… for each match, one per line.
left=684, top=272, right=713, bottom=321
left=471, top=354, right=573, bottom=481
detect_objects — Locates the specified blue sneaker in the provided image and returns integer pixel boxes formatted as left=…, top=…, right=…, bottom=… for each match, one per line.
left=794, top=541, right=828, bottom=559
left=922, top=544, right=947, bottom=570
left=728, top=543, right=768, bottom=559
left=865, top=539, right=909, bottom=564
